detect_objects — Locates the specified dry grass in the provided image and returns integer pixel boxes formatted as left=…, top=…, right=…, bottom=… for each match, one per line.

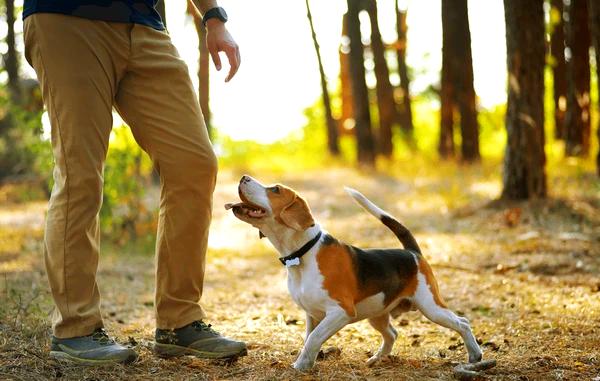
left=1, top=163, right=599, bottom=380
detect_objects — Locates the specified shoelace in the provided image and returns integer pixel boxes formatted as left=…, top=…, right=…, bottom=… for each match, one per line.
left=191, top=320, right=219, bottom=335
left=90, top=328, right=115, bottom=345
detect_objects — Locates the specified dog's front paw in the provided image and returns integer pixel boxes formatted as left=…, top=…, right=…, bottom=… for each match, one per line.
left=292, top=357, right=315, bottom=371
left=468, top=347, right=483, bottom=363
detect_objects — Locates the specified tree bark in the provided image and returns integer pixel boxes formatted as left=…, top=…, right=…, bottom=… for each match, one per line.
left=588, top=0, right=600, bottom=176
left=5, top=0, right=20, bottom=104
left=395, top=2, right=414, bottom=135
left=187, top=1, right=211, bottom=137
left=565, top=0, right=591, bottom=156
left=339, top=13, right=353, bottom=127
left=156, top=0, right=167, bottom=28
left=550, top=0, right=567, bottom=139
left=366, top=0, right=397, bottom=157
left=346, top=2, right=376, bottom=166
left=502, top=0, right=547, bottom=199
left=305, top=0, right=339, bottom=156
left=440, top=0, right=480, bottom=162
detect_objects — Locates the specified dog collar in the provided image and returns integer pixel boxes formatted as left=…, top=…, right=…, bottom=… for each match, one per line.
left=279, top=231, right=322, bottom=267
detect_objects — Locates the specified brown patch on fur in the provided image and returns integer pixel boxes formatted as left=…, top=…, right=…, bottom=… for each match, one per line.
left=418, top=257, right=447, bottom=307
left=316, top=245, right=361, bottom=317
left=267, top=185, right=314, bottom=231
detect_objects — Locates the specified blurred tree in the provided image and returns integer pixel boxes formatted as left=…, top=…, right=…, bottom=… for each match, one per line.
left=502, top=0, right=546, bottom=199
left=440, top=0, right=480, bottom=162
left=187, top=1, right=211, bottom=137
left=346, top=2, right=375, bottom=166
left=366, top=0, right=397, bottom=157
left=156, top=0, right=167, bottom=28
left=339, top=13, right=353, bottom=131
left=394, top=1, right=414, bottom=135
left=550, top=0, right=567, bottom=140
left=589, top=0, right=600, bottom=176
left=4, top=0, right=21, bottom=104
left=565, top=0, right=591, bottom=156
left=305, top=0, right=339, bottom=156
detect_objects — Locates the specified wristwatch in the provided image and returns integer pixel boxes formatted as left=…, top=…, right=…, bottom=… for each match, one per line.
left=202, top=7, right=228, bottom=26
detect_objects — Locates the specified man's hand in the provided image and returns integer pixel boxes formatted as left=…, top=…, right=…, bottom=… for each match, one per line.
left=205, top=19, right=240, bottom=82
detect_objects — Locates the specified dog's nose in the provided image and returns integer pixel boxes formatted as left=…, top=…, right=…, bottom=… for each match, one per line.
left=240, top=175, right=250, bottom=184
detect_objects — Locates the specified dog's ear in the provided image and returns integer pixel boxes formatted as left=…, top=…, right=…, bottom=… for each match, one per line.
left=279, top=196, right=315, bottom=231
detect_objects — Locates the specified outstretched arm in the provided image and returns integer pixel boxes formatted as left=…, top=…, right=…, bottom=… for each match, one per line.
left=189, top=0, right=240, bottom=82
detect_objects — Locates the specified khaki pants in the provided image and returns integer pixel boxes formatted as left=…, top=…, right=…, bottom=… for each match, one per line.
left=24, top=14, right=217, bottom=338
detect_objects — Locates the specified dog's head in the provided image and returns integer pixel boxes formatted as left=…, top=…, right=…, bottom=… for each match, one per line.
left=225, top=175, right=315, bottom=239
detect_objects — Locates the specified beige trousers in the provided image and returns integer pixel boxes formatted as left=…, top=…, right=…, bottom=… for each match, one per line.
left=24, top=14, right=217, bottom=338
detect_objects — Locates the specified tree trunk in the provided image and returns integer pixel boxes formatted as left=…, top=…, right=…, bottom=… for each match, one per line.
left=440, top=0, right=456, bottom=159
left=395, top=2, right=414, bottom=135
left=588, top=0, right=600, bottom=176
left=565, top=0, right=591, bottom=156
left=5, top=0, right=20, bottom=104
left=346, top=2, right=376, bottom=166
left=441, top=0, right=480, bottom=162
left=156, top=0, right=167, bottom=28
left=502, top=0, right=546, bottom=199
left=550, top=0, right=567, bottom=139
left=366, top=0, right=397, bottom=157
left=305, top=0, right=339, bottom=156
left=187, top=1, right=211, bottom=137
left=339, top=13, right=353, bottom=127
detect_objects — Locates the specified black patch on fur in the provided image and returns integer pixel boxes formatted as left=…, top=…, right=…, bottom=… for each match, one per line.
left=349, top=245, right=419, bottom=305
left=322, top=233, right=337, bottom=246
left=380, top=215, right=421, bottom=253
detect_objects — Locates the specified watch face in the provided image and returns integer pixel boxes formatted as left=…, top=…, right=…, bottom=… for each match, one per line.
left=217, top=7, right=228, bottom=21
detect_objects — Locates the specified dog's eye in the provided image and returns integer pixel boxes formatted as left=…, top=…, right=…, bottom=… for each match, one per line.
left=269, top=186, right=280, bottom=194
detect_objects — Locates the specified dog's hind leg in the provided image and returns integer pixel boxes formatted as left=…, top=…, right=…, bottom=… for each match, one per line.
left=366, top=313, right=397, bottom=366
left=413, top=274, right=482, bottom=363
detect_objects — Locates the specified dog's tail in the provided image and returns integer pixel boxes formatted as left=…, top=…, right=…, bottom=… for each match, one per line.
left=344, top=187, right=421, bottom=253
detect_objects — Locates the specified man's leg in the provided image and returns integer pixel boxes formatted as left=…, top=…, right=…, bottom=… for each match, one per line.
left=24, top=14, right=136, bottom=364
left=25, top=13, right=128, bottom=338
left=115, top=24, right=245, bottom=358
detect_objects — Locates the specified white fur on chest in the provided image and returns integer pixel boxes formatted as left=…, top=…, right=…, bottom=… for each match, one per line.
left=285, top=249, right=332, bottom=320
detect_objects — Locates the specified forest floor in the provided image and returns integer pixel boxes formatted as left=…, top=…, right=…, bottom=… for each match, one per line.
left=1, top=162, right=599, bottom=380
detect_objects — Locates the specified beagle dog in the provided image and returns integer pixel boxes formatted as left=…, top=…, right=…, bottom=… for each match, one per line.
left=225, top=176, right=482, bottom=371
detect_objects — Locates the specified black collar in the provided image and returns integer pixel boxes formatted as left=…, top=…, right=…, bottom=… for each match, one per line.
left=278, top=231, right=322, bottom=266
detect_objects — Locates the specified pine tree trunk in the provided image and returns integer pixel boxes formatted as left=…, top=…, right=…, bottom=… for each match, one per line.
left=395, top=2, right=414, bottom=134
left=305, top=0, right=339, bottom=156
left=550, top=0, right=567, bottom=139
left=441, top=0, right=479, bottom=162
left=366, top=0, right=396, bottom=157
left=588, top=0, right=600, bottom=176
left=440, top=0, right=456, bottom=159
left=565, top=0, right=591, bottom=156
left=339, top=13, right=353, bottom=126
left=5, top=0, right=20, bottom=104
left=502, top=0, right=547, bottom=199
left=346, top=2, right=376, bottom=166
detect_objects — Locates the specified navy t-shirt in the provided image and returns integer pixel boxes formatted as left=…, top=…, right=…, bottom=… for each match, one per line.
left=23, top=0, right=165, bottom=30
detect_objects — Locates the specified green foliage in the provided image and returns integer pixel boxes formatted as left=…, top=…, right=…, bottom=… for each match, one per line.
left=100, top=126, right=156, bottom=246
left=0, top=92, right=51, bottom=189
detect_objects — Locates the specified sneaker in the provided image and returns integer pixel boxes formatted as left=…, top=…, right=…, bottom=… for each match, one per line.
left=154, top=320, right=247, bottom=359
left=50, top=328, right=138, bottom=365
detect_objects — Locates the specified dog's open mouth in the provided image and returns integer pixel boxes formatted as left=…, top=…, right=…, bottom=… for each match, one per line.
left=224, top=201, right=266, bottom=218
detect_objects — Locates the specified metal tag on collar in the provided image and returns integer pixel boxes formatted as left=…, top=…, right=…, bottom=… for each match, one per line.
left=285, top=257, right=301, bottom=267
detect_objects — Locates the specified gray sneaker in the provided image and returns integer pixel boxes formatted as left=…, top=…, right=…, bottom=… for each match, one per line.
left=50, top=328, right=138, bottom=365
left=154, top=320, right=247, bottom=359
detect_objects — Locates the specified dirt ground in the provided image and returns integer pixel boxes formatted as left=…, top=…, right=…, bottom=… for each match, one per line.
left=1, top=166, right=599, bottom=380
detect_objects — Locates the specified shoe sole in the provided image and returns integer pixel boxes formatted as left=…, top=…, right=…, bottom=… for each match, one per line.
left=50, top=350, right=138, bottom=365
left=154, top=342, right=248, bottom=359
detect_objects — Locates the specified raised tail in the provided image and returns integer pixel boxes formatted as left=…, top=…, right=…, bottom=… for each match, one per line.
left=344, top=187, right=421, bottom=254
